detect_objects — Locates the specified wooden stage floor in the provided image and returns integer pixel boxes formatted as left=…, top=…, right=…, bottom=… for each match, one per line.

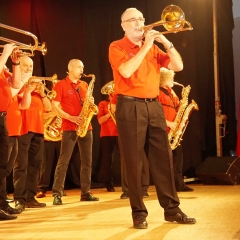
left=1, top=183, right=240, bottom=240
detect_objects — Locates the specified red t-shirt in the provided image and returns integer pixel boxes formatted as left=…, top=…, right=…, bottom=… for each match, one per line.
left=97, top=100, right=118, bottom=137
left=109, top=36, right=170, bottom=102
left=157, top=87, right=179, bottom=132
left=0, top=70, right=12, bottom=111
left=21, top=92, right=44, bottom=135
left=53, top=76, right=92, bottom=131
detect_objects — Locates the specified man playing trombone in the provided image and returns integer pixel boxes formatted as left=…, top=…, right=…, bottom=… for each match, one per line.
left=0, top=43, right=21, bottom=220
left=108, top=7, right=196, bottom=229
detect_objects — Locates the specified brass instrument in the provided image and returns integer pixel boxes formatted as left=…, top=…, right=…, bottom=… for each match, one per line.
left=168, top=82, right=199, bottom=150
left=101, top=81, right=116, bottom=124
left=141, top=5, right=193, bottom=34
left=0, top=23, right=47, bottom=56
left=27, top=74, right=58, bottom=100
left=44, top=115, right=62, bottom=141
left=76, top=74, right=99, bottom=137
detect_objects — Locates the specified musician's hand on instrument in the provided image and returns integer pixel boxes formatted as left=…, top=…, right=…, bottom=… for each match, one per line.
left=143, top=30, right=156, bottom=49
left=167, top=121, right=177, bottom=130
left=110, top=103, right=116, bottom=113
left=2, top=43, right=17, bottom=58
left=24, top=84, right=36, bottom=94
left=11, top=48, right=22, bottom=63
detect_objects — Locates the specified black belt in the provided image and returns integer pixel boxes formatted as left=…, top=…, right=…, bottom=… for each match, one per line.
left=0, top=112, right=7, bottom=117
left=117, top=94, right=157, bottom=102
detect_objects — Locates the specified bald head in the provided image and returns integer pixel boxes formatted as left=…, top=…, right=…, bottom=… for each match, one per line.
left=20, top=56, right=33, bottom=74
left=121, top=8, right=138, bottom=22
left=67, top=59, right=84, bottom=81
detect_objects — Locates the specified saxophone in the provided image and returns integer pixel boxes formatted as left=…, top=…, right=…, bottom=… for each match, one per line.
left=168, top=82, right=199, bottom=150
left=76, top=74, right=99, bottom=137
left=44, top=115, right=62, bottom=141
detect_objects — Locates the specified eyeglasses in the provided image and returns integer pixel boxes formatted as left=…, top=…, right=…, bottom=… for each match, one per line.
left=123, top=17, right=145, bottom=23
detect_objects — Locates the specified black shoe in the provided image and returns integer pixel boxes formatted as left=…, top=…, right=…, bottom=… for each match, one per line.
left=53, top=195, right=62, bottom=205
left=142, top=192, right=149, bottom=198
left=164, top=212, right=196, bottom=224
left=80, top=192, right=99, bottom=201
left=105, top=181, right=115, bottom=192
left=120, top=192, right=128, bottom=199
left=15, top=201, right=25, bottom=212
left=177, top=186, right=194, bottom=192
left=0, top=202, right=22, bottom=214
left=0, top=209, right=17, bottom=221
left=25, top=198, right=46, bottom=208
left=133, top=215, right=148, bottom=229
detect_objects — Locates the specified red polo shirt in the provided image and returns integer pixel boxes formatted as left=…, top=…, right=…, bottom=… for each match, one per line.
left=53, top=76, right=92, bottom=131
left=21, top=92, right=44, bottom=135
left=97, top=100, right=118, bottom=137
left=109, top=36, right=170, bottom=101
left=0, top=70, right=12, bottom=111
left=157, top=87, right=179, bottom=132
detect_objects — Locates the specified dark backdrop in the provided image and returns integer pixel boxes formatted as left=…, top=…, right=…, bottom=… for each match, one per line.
left=0, top=0, right=236, bottom=185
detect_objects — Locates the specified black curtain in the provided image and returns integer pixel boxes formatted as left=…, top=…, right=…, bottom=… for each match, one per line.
left=0, top=0, right=236, bottom=183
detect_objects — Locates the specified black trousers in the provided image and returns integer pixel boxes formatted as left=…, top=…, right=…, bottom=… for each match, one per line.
left=98, top=136, right=118, bottom=184
left=13, top=132, right=44, bottom=202
left=0, top=115, right=9, bottom=202
left=0, top=136, right=18, bottom=199
left=38, top=141, right=61, bottom=193
left=116, top=97, right=180, bottom=218
left=121, top=149, right=149, bottom=193
left=172, top=145, right=187, bottom=191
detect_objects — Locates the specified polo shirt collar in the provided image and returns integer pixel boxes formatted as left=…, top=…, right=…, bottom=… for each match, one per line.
left=65, top=76, right=81, bottom=85
left=123, top=35, right=143, bottom=49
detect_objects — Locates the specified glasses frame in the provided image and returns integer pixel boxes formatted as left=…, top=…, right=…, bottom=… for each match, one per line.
left=123, top=17, right=145, bottom=23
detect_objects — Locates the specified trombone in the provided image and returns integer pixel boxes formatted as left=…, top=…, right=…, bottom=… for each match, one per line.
left=0, top=23, right=47, bottom=56
left=141, top=5, right=193, bottom=34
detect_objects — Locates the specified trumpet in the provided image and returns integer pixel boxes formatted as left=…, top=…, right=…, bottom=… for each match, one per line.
left=0, top=23, right=47, bottom=57
left=141, top=5, right=193, bottom=34
left=27, top=74, right=59, bottom=100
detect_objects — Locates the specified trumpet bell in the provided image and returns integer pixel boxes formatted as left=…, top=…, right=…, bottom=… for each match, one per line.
left=161, top=5, right=185, bottom=32
left=101, top=81, right=114, bottom=95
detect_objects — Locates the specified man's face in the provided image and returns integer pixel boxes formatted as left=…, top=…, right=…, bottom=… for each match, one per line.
left=121, top=9, right=145, bottom=39
left=163, top=76, right=174, bottom=88
left=20, top=57, right=33, bottom=74
left=70, top=60, right=84, bottom=79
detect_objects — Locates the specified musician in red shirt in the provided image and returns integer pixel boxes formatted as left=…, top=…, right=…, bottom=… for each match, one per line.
left=51, top=59, right=99, bottom=205
left=109, top=8, right=196, bottom=228
left=158, top=67, right=194, bottom=192
left=0, top=43, right=21, bottom=221
left=13, top=56, right=51, bottom=212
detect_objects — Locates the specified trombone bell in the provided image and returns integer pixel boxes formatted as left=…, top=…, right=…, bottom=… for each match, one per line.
left=142, top=5, right=193, bottom=34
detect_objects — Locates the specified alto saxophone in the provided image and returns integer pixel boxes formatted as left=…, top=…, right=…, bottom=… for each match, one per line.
left=168, top=82, right=199, bottom=150
left=76, top=74, right=99, bottom=137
